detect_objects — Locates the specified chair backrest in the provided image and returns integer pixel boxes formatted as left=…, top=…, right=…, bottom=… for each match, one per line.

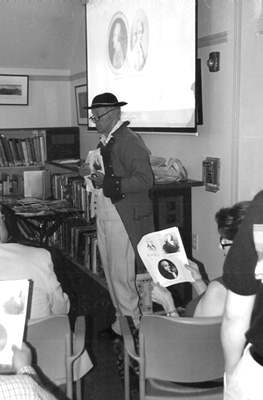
left=139, top=314, right=224, bottom=383
left=26, top=315, right=71, bottom=386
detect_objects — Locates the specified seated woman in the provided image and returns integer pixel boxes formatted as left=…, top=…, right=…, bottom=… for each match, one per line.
left=151, top=201, right=251, bottom=317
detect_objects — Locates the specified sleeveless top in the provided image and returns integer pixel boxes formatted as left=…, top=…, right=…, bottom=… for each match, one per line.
left=184, top=276, right=226, bottom=317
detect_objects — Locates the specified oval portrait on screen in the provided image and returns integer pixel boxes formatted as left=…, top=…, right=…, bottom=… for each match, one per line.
left=130, top=9, right=149, bottom=72
left=108, top=13, right=128, bottom=73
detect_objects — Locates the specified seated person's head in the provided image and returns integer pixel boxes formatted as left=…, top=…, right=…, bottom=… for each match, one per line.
left=215, top=201, right=251, bottom=244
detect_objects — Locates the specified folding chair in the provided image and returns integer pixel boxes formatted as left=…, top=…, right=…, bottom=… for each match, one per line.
left=26, top=315, right=88, bottom=400
left=120, top=314, right=224, bottom=400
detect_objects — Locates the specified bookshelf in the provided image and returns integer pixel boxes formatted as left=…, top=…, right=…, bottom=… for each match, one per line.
left=0, top=130, right=46, bottom=168
left=0, top=127, right=79, bottom=198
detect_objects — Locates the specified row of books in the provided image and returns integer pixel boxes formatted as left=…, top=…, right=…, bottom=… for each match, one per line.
left=49, top=216, right=103, bottom=275
left=12, top=199, right=102, bottom=275
left=0, top=133, right=45, bottom=167
left=0, top=173, right=24, bottom=197
left=51, top=174, right=91, bottom=221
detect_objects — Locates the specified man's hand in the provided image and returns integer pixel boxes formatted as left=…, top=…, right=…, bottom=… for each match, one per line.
left=88, top=171, right=104, bottom=189
left=12, top=343, right=32, bottom=372
left=79, top=163, right=91, bottom=177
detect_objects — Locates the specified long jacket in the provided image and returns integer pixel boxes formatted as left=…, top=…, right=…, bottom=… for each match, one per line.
left=100, top=121, right=155, bottom=273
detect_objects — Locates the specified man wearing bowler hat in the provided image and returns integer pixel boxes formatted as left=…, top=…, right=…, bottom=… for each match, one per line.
left=80, top=92, right=154, bottom=338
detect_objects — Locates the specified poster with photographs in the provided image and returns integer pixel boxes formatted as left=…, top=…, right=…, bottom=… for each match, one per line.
left=0, top=279, right=30, bottom=370
left=138, top=227, right=194, bottom=287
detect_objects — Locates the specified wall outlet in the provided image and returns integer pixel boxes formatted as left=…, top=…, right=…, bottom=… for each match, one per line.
left=192, top=234, right=199, bottom=250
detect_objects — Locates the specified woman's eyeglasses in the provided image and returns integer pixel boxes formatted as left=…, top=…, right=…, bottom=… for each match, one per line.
left=220, top=236, right=232, bottom=250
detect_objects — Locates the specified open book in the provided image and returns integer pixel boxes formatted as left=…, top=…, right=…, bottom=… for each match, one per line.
left=0, top=279, right=30, bottom=372
left=138, top=227, right=194, bottom=287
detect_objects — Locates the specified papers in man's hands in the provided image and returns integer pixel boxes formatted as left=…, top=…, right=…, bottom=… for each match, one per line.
left=84, top=149, right=105, bottom=192
left=0, top=279, right=30, bottom=370
left=138, top=227, right=194, bottom=287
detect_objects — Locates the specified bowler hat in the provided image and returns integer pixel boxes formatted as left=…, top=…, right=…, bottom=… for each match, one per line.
left=85, top=92, right=127, bottom=109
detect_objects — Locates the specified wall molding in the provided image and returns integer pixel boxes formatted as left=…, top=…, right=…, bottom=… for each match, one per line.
left=30, top=75, right=70, bottom=82
left=29, top=70, right=86, bottom=82
left=198, top=31, right=228, bottom=48
left=70, top=71, right=86, bottom=82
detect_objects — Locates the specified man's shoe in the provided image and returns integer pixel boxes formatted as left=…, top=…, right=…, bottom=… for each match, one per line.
left=97, top=326, right=122, bottom=341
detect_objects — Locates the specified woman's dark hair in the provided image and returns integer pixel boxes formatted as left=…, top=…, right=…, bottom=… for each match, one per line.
left=215, top=201, right=251, bottom=241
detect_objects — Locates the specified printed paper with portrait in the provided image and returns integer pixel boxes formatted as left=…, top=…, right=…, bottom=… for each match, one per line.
left=138, top=227, right=194, bottom=287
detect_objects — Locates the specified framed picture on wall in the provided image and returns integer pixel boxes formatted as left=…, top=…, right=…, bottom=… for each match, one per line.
left=75, top=84, right=88, bottom=125
left=0, top=74, right=29, bottom=106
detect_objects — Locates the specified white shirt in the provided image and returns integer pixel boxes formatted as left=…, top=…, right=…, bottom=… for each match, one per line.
left=0, top=243, right=70, bottom=318
left=92, top=119, right=123, bottom=220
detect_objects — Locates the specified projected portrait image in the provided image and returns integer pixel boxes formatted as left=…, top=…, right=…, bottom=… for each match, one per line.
left=108, top=13, right=128, bottom=72
left=130, top=9, right=149, bottom=72
left=87, top=1, right=197, bottom=131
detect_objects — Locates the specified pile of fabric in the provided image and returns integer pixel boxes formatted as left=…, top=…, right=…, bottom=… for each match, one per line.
left=150, top=156, right=188, bottom=184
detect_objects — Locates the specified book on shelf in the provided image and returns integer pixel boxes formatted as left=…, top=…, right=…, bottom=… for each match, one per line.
left=8, top=139, right=21, bottom=166
left=0, top=135, right=14, bottom=167
left=60, top=216, right=87, bottom=257
left=84, top=230, right=97, bottom=268
left=0, top=140, right=8, bottom=167
left=25, top=138, right=34, bottom=165
left=21, top=140, right=30, bottom=166
left=74, top=225, right=91, bottom=261
left=91, top=237, right=98, bottom=273
left=32, top=136, right=41, bottom=164
left=70, top=222, right=95, bottom=259
left=23, top=170, right=51, bottom=199
left=39, top=135, right=46, bottom=165
left=137, top=226, right=194, bottom=288
left=0, top=279, right=30, bottom=372
left=14, top=138, right=25, bottom=166
left=0, top=132, right=45, bottom=168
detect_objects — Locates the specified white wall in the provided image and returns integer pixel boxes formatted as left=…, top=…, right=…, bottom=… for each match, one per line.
left=238, top=1, right=263, bottom=200
left=0, top=71, right=71, bottom=129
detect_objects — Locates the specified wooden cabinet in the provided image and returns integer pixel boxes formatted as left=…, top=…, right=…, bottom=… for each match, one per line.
left=150, top=179, right=203, bottom=259
left=150, top=179, right=204, bottom=307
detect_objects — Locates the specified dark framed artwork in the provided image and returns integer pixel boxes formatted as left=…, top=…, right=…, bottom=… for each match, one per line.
left=75, top=84, right=88, bottom=125
left=0, top=75, right=29, bottom=105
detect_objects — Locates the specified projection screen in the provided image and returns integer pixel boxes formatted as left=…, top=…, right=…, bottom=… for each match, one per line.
left=86, top=0, right=198, bottom=133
